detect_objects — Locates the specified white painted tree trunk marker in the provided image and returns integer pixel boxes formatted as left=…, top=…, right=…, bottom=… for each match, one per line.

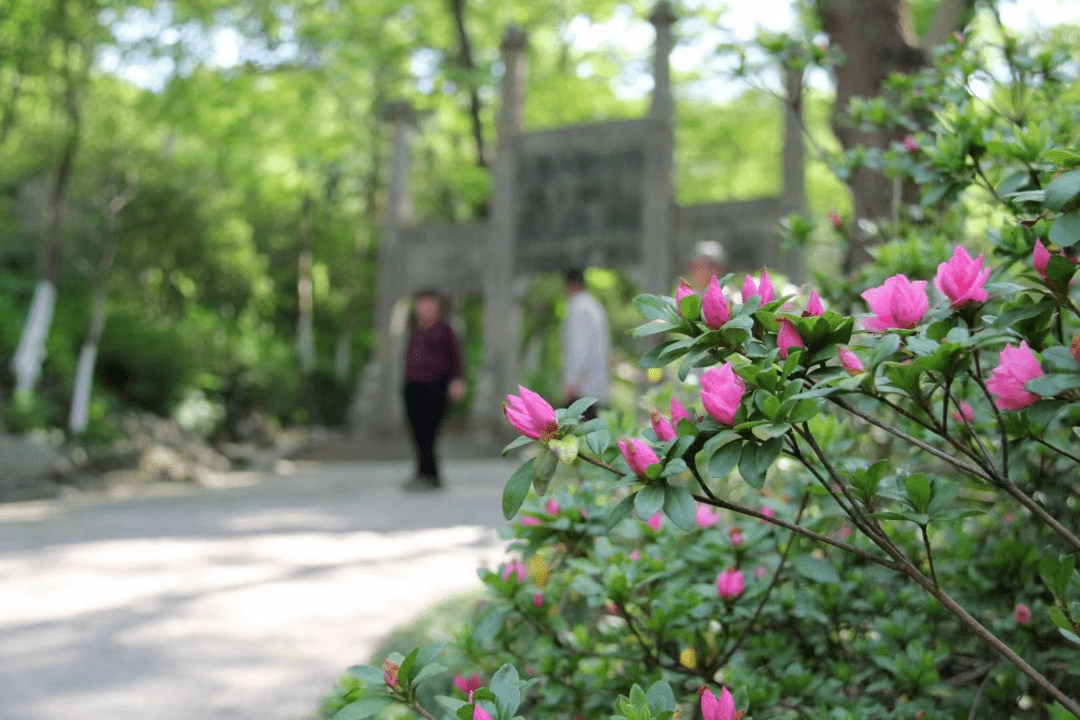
left=11, top=280, right=57, bottom=393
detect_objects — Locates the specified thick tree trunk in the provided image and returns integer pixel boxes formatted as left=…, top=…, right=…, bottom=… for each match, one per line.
left=815, top=0, right=975, bottom=271
left=297, top=194, right=316, bottom=375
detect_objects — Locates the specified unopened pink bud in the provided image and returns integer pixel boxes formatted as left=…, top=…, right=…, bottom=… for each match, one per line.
left=778, top=319, right=805, bottom=359
left=1014, top=603, right=1032, bottom=625
left=951, top=402, right=974, bottom=423
left=828, top=210, right=843, bottom=230
left=646, top=513, right=662, bottom=532
left=533, top=593, right=544, bottom=608
left=904, top=135, right=917, bottom=153
left=805, top=289, right=824, bottom=316
left=676, top=280, right=696, bottom=314
left=545, top=499, right=561, bottom=515
left=695, top=504, right=721, bottom=528
left=716, top=568, right=745, bottom=599
left=838, top=346, right=864, bottom=374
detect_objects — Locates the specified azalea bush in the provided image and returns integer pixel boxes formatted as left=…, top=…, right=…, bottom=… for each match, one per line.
left=325, top=26, right=1080, bottom=720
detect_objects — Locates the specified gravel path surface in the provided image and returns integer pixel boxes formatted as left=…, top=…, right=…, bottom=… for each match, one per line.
left=0, top=460, right=517, bottom=720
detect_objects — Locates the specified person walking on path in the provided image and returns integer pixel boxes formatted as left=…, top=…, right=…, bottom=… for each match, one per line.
left=402, top=289, right=465, bottom=491
left=562, top=268, right=610, bottom=420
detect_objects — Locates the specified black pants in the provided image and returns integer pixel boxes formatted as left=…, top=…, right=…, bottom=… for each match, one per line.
left=404, top=379, right=449, bottom=482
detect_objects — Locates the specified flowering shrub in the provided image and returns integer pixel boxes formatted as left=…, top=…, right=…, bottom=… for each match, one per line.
left=325, top=26, right=1080, bottom=720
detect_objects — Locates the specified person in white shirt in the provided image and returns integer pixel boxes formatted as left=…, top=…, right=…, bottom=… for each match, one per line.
left=561, top=268, right=610, bottom=419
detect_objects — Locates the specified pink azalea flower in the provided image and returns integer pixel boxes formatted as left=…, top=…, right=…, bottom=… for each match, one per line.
left=1033, top=239, right=1051, bottom=279
left=951, top=402, right=974, bottom=423
left=703, top=276, right=732, bottom=329
left=473, top=705, right=494, bottom=720
left=670, top=397, right=691, bottom=426
left=619, top=438, right=660, bottom=476
left=716, top=568, right=745, bottom=599
left=742, top=269, right=774, bottom=304
left=986, top=341, right=1044, bottom=410
left=904, top=135, right=918, bottom=153
left=861, top=274, right=929, bottom=331
left=646, top=513, right=663, bottom=532
left=729, top=528, right=744, bottom=546
left=1014, top=603, right=1032, bottom=625
left=545, top=499, right=561, bottom=515
left=502, top=560, right=527, bottom=582
left=778, top=319, right=805, bottom=359
left=454, top=673, right=483, bottom=700
left=701, top=363, right=746, bottom=426
left=701, top=686, right=737, bottom=720
left=533, top=593, right=544, bottom=608
left=629, top=549, right=642, bottom=561
left=838, top=346, right=864, bottom=374
left=761, top=506, right=775, bottom=519
left=695, top=504, right=721, bottom=528
left=649, top=407, right=676, bottom=442
left=805, top=290, right=825, bottom=316
left=934, top=246, right=990, bottom=307
left=676, top=280, right=696, bottom=314
left=503, top=386, right=558, bottom=440
left=520, top=515, right=542, bottom=527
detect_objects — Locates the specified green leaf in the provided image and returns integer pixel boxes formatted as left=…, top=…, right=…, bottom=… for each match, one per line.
left=416, top=641, right=445, bottom=666
left=1049, top=212, right=1080, bottom=248
left=345, top=665, right=385, bottom=686
left=646, top=680, right=676, bottom=713
left=572, top=418, right=607, bottom=436
left=502, top=458, right=535, bottom=520
left=1045, top=148, right=1080, bottom=167
left=663, top=485, right=697, bottom=531
left=1026, top=373, right=1080, bottom=397
left=489, top=664, right=522, bottom=719
left=564, top=396, right=597, bottom=420
left=706, top=441, right=742, bottom=479
left=634, top=294, right=675, bottom=321
left=635, top=485, right=666, bottom=520
left=435, top=696, right=469, bottom=713
left=1043, top=346, right=1080, bottom=371
left=1044, top=169, right=1080, bottom=210
left=679, top=293, right=702, bottom=322
left=501, top=435, right=533, bottom=456
left=660, top=458, right=689, bottom=477
left=632, top=319, right=681, bottom=338
left=789, top=398, right=821, bottom=423
left=791, top=554, right=841, bottom=584
left=397, top=647, right=420, bottom=689
left=532, top=448, right=559, bottom=495
left=1045, top=253, right=1078, bottom=289
left=411, top=662, right=448, bottom=689
left=605, top=494, right=636, bottom=531
left=993, top=301, right=1055, bottom=328
left=739, top=437, right=782, bottom=489
left=904, top=474, right=932, bottom=515
left=334, top=696, right=395, bottom=720
left=586, top=428, right=612, bottom=456
left=870, top=333, right=902, bottom=367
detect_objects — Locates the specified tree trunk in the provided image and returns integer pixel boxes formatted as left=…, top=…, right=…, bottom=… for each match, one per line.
left=10, top=77, right=79, bottom=394
left=448, top=0, right=488, bottom=170
left=815, top=0, right=975, bottom=271
left=69, top=183, right=133, bottom=434
left=297, top=193, right=316, bottom=375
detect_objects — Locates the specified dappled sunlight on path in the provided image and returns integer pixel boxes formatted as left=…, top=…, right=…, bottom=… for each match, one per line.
left=0, top=460, right=516, bottom=720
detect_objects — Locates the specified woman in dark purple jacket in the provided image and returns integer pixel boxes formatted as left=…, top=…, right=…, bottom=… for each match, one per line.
left=402, top=289, right=465, bottom=491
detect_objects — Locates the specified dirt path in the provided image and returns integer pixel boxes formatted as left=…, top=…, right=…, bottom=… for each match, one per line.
left=0, top=460, right=518, bottom=720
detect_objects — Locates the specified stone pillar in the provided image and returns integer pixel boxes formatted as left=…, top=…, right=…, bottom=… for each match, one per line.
left=350, top=101, right=415, bottom=432
left=475, top=26, right=527, bottom=436
left=642, top=1, right=676, bottom=296
left=780, top=63, right=806, bottom=282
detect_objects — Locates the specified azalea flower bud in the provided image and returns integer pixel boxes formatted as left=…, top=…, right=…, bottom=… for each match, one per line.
left=502, top=560, right=527, bottom=582
left=828, top=210, right=843, bottom=230
left=838, top=346, right=864, bottom=374
left=520, top=515, right=542, bottom=527
left=533, top=593, right=544, bottom=608
left=702, top=276, right=732, bottom=329
left=934, top=246, right=990, bottom=307
left=805, top=289, right=825, bottom=316
left=473, top=705, right=494, bottom=720
left=676, top=280, right=696, bottom=314
left=861, top=274, right=928, bottom=330
left=904, top=135, right=918, bottom=153
left=742, top=269, right=774, bottom=304
left=545, top=498, right=561, bottom=515
left=646, top=513, right=663, bottom=532
left=618, top=438, right=660, bottom=476
left=778, top=319, right=805, bottom=359
left=454, top=673, right=482, bottom=701
left=649, top=408, right=677, bottom=442
left=701, top=686, right=737, bottom=720
left=1014, top=603, right=1032, bottom=625
left=1071, top=334, right=1080, bottom=365
left=695, top=504, right=721, bottom=528
left=629, top=549, right=642, bottom=561
left=717, top=569, right=744, bottom=599
left=503, top=386, right=558, bottom=440
left=670, top=397, right=691, bottom=426
left=383, top=659, right=400, bottom=689
left=1033, top=239, right=1051, bottom=279
left=701, top=363, right=746, bottom=426
left=986, top=341, right=1043, bottom=410
left=729, top=527, right=744, bottom=546
left=951, top=402, right=974, bottom=423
